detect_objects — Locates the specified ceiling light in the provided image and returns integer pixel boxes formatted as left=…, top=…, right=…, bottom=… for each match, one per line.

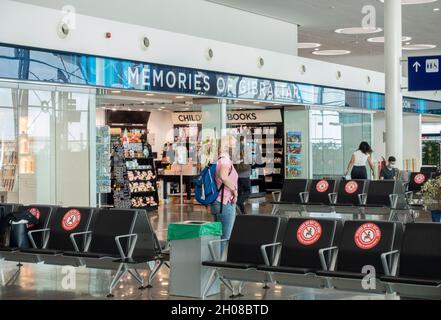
left=112, top=108, right=117, bottom=111
left=175, top=96, right=184, bottom=99
left=335, top=27, right=382, bottom=35
left=139, top=109, right=143, bottom=111
left=312, top=50, right=351, bottom=56
left=111, top=90, right=121, bottom=94
left=405, top=42, right=411, bottom=45
left=253, top=102, right=260, bottom=104
left=297, top=42, right=321, bottom=49
left=141, top=101, right=146, bottom=104
left=127, top=108, right=131, bottom=111
left=146, top=93, right=155, bottom=96
left=367, top=36, right=412, bottom=43
left=379, top=0, right=438, bottom=4
left=403, top=44, right=437, bottom=50
left=434, top=7, right=440, bottom=11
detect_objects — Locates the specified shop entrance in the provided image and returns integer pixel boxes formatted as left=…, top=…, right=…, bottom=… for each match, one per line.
left=94, top=90, right=286, bottom=210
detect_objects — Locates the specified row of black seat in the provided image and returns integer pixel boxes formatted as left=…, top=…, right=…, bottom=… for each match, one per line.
left=271, top=177, right=427, bottom=222
left=202, top=215, right=441, bottom=300
left=0, top=203, right=169, bottom=297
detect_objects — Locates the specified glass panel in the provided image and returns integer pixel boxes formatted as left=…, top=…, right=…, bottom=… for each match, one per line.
left=0, top=85, right=18, bottom=203
left=17, top=85, right=55, bottom=205
left=55, top=89, right=92, bottom=207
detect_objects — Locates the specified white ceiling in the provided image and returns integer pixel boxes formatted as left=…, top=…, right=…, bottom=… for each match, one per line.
left=207, top=0, right=441, bottom=73
left=10, top=0, right=441, bottom=73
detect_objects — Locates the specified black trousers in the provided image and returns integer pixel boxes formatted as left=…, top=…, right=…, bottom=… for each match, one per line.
left=237, top=177, right=251, bottom=215
left=351, top=166, right=367, bottom=180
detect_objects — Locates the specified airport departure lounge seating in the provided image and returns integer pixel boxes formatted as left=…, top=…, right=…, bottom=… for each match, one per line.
left=0, top=205, right=168, bottom=297
left=316, top=220, right=403, bottom=294
left=300, top=179, right=338, bottom=214
left=331, top=180, right=367, bottom=216
left=257, top=218, right=342, bottom=289
left=271, top=179, right=309, bottom=216
left=202, top=215, right=286, bottom=298
left=381, top=223, right=441, bottom=299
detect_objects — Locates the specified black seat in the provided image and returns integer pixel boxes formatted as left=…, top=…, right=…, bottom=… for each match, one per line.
left=21, top=207, right=94, bottom=255
left=18, top=205, right=56, bottom=248
left=362, top=181, right=396, bottom=208
left=202, top=215, right=284, bottom=270
left=302, top=180, right=337, bottom=205
left=63, top=209, right=138, bottom=259
left=257, top=218, right=342, bottom=274
left=381, top=223, right=441, bottom=297
left=407, top=172, right=430, bottom=193
left=317, top=220, right=403, bottom=280
left=272, top=179, right=309, bottom=205
left=334, top=180, right=366, bottom=206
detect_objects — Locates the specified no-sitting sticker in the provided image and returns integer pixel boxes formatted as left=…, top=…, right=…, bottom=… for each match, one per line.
left=414, top=174, right=426, bottom=185
left=297, top=220, right=323, bottom=246
left=354, top=223, right=381, bottom=250
left=345, top=181, right=359, bottom=194
left=27, top=208, right=40, bottom=228
left=316, top=180, right=329, bottom=193
left=61, top=209, right=81, bottom=231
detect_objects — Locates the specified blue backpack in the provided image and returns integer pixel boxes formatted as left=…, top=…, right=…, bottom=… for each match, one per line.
left=195, top=163, right=220, bottom=206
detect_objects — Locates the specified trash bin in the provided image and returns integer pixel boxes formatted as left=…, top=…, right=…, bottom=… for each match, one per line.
left=168, top=221, right=222, bottom=298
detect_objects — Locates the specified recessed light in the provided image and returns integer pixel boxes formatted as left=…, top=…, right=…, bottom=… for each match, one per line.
left=379, top=0, right=438, bottom=4
left=367, top=36, right=412, bottom=43
left=312, top=50, right=351, bottom=56
left=145, top=93, right=155, bottom=96
left=297, top=42, right=321, bottom=49
left=434, top=7, right=440, bottom=11
left=175, top=96, right=184, bottom=99
left=403, top=44, right=437, bottom=50
left=253, top=102, right=260, bottom=104
left=127, top=108, right=131, bottom=111
left=111, top=90, right=121, bottom=94
left=405, top=42, right=411, bottom=45
left=335, top=27, right=382, bottom=35
left=112, top=108, right=117, bottom=111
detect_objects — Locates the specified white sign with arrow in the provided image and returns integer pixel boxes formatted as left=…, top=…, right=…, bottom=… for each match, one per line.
left=413, top=61, right=421, bottom=73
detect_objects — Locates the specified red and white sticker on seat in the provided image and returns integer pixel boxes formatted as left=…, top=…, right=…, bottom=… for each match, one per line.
left=345, top=181, right=359, bottom=194
left=354, top=223, right=381, bottom=250
left=27, top=208, right=40, bottom=228
left=316, top=180, right=330, bottom=193
left=297, top=220, right=323, bottom=246
left=61, top=209, right=81, bottom=231
left=414, top=174, right=426, bottom=185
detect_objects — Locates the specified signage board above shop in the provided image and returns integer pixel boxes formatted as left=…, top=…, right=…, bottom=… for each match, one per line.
left=1, top=43, right=441, bottom=114
left=171, top=110, right=282, bottom=125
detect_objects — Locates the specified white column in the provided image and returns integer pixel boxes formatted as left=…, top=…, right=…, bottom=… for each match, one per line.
left=384, top=0, right=404, bottom=169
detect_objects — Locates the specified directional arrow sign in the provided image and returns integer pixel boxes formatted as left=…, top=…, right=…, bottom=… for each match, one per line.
left=413, top=61, right=421, bottom=72
left=408, top=56, right=441, bottom=91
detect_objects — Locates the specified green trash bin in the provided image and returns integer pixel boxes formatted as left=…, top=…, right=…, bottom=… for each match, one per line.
left=168, top=221, right=222, bottom=298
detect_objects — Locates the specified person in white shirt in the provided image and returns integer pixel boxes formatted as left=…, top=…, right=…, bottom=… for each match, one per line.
left=344, top=141, right=375, bottom=180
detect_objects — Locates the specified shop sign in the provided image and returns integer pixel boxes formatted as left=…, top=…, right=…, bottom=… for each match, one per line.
left=172, top=110, right=282, bottom=125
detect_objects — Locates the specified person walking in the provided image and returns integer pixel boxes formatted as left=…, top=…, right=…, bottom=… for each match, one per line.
left=211, top=136, right=239, bottom=244
left=344, top=141, right=375, bottom=180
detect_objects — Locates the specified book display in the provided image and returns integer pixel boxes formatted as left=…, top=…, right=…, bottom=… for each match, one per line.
left=0, top=140, right=18, bottom=193
left=96, top=126, right=111, bottom=194
left=109, top=128, right=158, bottom=210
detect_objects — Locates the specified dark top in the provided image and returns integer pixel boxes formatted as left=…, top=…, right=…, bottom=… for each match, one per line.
left=380, top=167, right=397, bottom=180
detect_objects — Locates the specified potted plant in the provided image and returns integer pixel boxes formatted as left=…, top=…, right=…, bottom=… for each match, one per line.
left=421, top=176, right=441, bottom=222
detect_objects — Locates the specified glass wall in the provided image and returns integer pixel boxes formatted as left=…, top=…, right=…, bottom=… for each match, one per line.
left=0, top=81, right=95, bottom=206
left=283, top=107, right=372, bottom=179
left=310, top=109, right=372, bottom=179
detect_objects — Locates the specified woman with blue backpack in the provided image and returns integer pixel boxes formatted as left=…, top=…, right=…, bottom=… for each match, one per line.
left=195, top=136, right=239, bottom=247
left=211, top=136, right=239, bottom=244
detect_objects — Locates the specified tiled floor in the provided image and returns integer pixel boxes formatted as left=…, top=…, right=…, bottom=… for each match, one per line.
left=0, top=197, right=431, bottom=300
